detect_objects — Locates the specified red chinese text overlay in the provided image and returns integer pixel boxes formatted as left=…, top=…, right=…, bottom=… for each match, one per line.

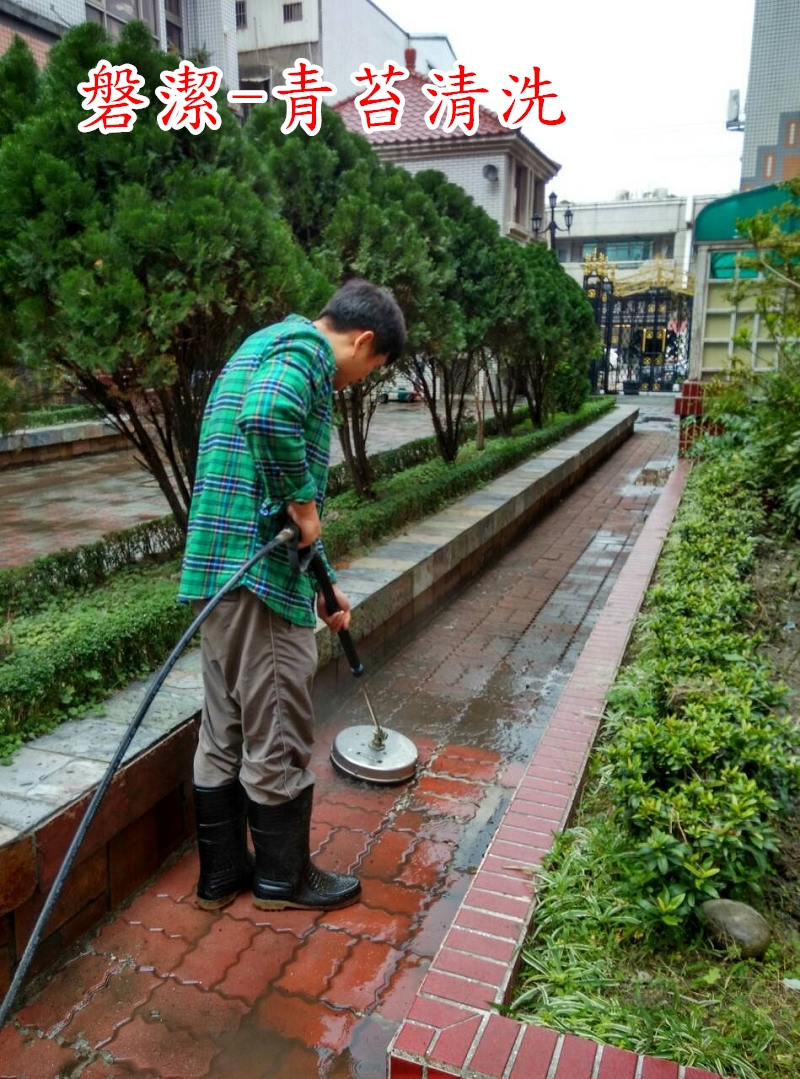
left=422, top=64, right=489, bottom=135
left=272, top=58, right=337, bottom=136
left=499, top=67, right=566, bottom=128
left=77, top=60, right=150, bottom=133
left=155, top=61, right=223, bottom=133
left=351, top=62, right=408, bottom=132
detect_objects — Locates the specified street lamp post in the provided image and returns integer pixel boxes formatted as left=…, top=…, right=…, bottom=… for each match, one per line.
left=582, top=254, right=616, bottom=395
left=532, top=190, right=574, bottom=251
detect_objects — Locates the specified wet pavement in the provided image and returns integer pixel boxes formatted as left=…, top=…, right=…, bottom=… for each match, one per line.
left=0, top=401, right=680, bottom=1078
left=0, top=401, right=438, bottom=566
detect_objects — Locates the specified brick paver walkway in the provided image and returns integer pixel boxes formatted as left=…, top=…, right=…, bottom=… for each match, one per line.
left=0, top=411, right=696, bottom=1079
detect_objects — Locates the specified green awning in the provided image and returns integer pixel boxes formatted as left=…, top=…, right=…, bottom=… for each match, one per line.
left=695, top=184, right=799, bottom=242
left=709, top=251, right=759, bottom=279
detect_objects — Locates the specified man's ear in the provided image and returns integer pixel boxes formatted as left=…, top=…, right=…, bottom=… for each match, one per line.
left=353, top=329, right=376, bottom=356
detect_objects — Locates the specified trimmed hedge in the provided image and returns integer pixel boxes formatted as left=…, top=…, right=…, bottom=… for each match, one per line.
left=325, top=402, right=532, bottom=498
left=323, top=401, right=615, bottom=562
left=0, top=517, right=184, bottom=618
left=0, top=567, right=191, bottom=753
left=0, top=398, right=615, bottom=756
left=17, top=404, right=105, bottom=429
left=0, top=401, right=600, bottom=618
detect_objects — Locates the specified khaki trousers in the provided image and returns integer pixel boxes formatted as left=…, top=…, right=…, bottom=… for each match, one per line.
left=192, top=587, right=317, bottom=805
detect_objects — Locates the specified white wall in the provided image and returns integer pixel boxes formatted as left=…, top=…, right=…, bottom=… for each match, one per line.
left=23, top=0, right=83, bottom=24
left=237, top=0, right=319, bottom=56
left=558, top=193, right=722, bottom=284
left=321, top=0, right=409, bottom=102
left=407, top=34, right=456, bottom=72
left=566, top=198, right=688, bottom=239
left=189, top=0, right=239, bottom=90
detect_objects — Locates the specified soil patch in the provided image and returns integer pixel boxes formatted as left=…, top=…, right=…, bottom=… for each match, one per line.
left=749, top=532, right=800, bottom=932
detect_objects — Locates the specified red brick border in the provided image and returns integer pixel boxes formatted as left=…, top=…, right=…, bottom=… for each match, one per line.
left=388, top=459, right=723, bottom=1079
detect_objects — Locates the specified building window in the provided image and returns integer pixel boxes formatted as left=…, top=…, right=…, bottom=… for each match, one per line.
left=283, top=2, right=302, bottom=21
left=582, top=239, right=652, bottom=263
left=513, top=164, right=528, bottom=226
left=763, top=153, right=775, bottom=180
left=165, top=0, right=183, bottom=54
left=85, top=0, right=157, bottom=40
left=235, top=0, right=247, bottom=29
left=786, top=120, right=798, bottom=148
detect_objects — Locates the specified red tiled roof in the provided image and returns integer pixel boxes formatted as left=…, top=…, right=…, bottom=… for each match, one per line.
left=334, top=70, right=509, bottom=146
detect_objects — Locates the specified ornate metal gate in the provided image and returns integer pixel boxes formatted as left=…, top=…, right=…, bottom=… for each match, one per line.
left=613, top=288, right=693, bottom=391
left=583, top=256, right=693, bottom=393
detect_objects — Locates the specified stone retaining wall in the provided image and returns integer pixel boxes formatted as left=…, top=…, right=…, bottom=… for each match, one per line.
left=0, top=421, right=128, bottom=470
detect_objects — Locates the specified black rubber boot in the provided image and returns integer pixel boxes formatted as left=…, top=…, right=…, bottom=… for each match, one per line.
left=193, top=781, right=253, bottom=911
left=247, top=786, right=361, bottom=911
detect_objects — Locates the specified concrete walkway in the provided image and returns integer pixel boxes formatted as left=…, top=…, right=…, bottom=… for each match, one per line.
left=0, top=402, right=721, bottom=1079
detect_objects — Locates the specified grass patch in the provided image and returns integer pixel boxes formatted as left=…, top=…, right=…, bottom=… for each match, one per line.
left=509, top=817, right=800, bottom=1079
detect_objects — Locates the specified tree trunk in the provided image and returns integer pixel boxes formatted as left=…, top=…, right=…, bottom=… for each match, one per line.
left=522, top=383, right=541, bottom=429
left=414, top=353, right=475, bottom=463
left=486, top=354, right=517, bottom=436
left=335, top=386, right=376, bottom=500
left=474, top=366, right=486, bottom=451
left=64, top=365, right=191, bottom=531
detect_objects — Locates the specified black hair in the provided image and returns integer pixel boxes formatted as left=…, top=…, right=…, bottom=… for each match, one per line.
left=318, top=279, right=406, bottom=364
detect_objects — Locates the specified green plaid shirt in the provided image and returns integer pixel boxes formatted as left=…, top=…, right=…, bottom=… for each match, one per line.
left=178, top=315, right=337, bottom=627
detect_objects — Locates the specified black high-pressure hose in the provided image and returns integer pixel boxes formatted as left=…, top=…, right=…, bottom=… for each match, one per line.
left=0, top=523, right=303, bottom=1028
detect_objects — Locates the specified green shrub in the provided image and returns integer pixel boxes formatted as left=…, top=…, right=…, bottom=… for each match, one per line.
left=325, top=401, right=535, bottom=498
left=18, top=403, right=105, bottom=428
left=324, top=401, right=614, bottom=562
left=597, top=453, right=800, bottom=927
left=0, top=372, right=23, bottom=436
left=1, top=399, right=612, bottom=619
left=0, top=516, right=184, bottom=618
left=0, top=564, right=192, bottom=759
left=551, top=356, right=591, bottom=414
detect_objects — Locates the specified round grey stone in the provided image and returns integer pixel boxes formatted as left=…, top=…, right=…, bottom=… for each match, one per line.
left=701, top=899, right=772, bottom=959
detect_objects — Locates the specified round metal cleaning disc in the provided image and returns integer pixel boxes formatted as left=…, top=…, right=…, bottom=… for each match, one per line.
left=330, top=725, right=418, bottom=785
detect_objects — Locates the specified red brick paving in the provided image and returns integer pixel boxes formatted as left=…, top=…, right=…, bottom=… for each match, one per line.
left=1, top=416, right=726, bottom=1079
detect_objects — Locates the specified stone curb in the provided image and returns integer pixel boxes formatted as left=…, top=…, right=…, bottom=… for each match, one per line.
left=0, top=420, right=128, bottom=470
